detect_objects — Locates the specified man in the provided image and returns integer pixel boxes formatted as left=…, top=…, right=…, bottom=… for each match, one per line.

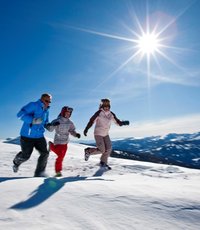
left=13, top=93, right=52, bottom=177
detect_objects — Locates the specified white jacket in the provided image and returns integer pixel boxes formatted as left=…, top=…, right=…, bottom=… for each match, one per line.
left=47, top=116, right=78, bottom=144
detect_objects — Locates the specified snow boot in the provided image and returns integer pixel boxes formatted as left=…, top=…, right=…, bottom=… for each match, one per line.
left=84, top=148, right=90, bottom=161
left=34, top=171, right=48, bottom=177
left=100, top=161, right=112, bottom=170
left=12, top=163, right=19, bottom=173
left=55, top=172, right=62, bottom=177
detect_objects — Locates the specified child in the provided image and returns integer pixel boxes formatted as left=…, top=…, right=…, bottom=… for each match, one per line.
left=83, top=99, right=129, bottom=170
left=46, top=106, right=81, bottom=177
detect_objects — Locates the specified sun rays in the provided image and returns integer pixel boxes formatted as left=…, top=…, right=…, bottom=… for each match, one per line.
left=64, top=1, right=194, bottom=90
left=66, top=15, right=171, bottom=88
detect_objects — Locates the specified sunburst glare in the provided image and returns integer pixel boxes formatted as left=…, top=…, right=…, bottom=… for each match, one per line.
left=66, top=2, right=192, bottom=89
left=137, top=32, right=161, bottom=56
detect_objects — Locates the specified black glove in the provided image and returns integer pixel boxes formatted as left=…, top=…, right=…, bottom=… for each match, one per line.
left=83, top=129, right=88, bottom=136
left=51, top=121, right=60, bottom=126
left=45, top=123, right=51, bottom=129
left=76, top=133, right=81, bottom=138
left=121, top=120, right=130, bottom=126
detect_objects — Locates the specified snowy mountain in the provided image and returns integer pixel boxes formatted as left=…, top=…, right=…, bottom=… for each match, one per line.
left=1, top=139, right=200, bottom=230
left=81, top=132, right=200, bottom=170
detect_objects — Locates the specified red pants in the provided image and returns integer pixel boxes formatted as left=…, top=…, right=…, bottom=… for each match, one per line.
left=50, top=143, right=68, bottom=173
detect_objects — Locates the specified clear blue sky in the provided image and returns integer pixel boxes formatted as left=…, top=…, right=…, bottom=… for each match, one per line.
left=0, top=0, right=200, bottom=139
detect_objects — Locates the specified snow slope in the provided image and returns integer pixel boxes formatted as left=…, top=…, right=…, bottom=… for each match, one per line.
left=1, top=140, right=200, bottom=230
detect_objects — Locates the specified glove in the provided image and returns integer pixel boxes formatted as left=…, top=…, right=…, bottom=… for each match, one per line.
left=121, top=120, right=130, bottom=126
left=76, top=133, right=81, bottom=138
left=51, top=121, right=60, bottom=126
left=83, top=129, right=88, bottom=136
left=44, top=123, right=51, bottom=129
left=32, top=117, right=43, bottom=125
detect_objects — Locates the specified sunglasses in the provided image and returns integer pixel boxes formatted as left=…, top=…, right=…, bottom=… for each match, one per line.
left=44, top=99, right=51, bottom=103
left=63, top=107, right=73, bottom=112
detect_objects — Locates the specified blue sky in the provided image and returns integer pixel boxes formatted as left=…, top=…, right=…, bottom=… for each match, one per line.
left=0, top=0, right=200, bottom=139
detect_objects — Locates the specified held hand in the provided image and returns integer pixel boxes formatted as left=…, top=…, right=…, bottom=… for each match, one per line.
left=51, top=121, right=60, bottom=126
left=83, top=129, right=88, bottom=136
left=44, top=123, right=51, bottom=129
left=32, top=117, right=43, bottom=125
left=76, top=133, right=81, bottom=138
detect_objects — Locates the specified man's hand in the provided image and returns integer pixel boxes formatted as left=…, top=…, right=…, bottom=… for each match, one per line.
left=32, top=117, right=43, bottom=125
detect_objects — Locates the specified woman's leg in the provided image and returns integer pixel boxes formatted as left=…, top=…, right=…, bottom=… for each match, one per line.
left=100, top=135, right=112, bottom=164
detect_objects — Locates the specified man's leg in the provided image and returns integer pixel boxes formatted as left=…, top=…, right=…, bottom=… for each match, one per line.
left=13, top=136, right=34, bottom=171
left=34, top=137, right=49, bottom=176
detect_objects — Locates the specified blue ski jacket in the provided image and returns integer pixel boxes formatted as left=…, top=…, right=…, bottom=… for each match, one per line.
left=17, top=99, right=50, bottom=138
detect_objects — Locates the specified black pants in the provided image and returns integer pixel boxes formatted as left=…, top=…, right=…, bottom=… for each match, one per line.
left=13, top=136, right=49, bottom=175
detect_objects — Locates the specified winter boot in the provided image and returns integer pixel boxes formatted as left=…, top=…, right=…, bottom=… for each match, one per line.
left=100, top=161, right=112, bottom=170
left=12, top=163, right=19, bottom=173
left=84, top=148, right=90, bottom=161
left=34, top=171, right=48, bottom=177
left=55, top=172, right=62, bottom=177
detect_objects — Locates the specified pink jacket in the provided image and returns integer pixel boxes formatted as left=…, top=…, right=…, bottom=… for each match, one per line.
left=85, top=109, right=122, bottom=137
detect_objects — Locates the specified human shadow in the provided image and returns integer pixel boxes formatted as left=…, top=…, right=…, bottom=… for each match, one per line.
left=93, top=168, right=108, bottom=177
left=9, top=176, right=104, bottom=210
left=0, top=177, right=30, bottom=183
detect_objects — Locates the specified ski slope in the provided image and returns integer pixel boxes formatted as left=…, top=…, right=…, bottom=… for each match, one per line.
left=0, top=140, right=200, bottom=230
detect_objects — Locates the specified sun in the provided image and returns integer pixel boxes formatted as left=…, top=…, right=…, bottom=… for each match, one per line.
left=66, top=9, right=180, bottom=87
left=137, top=32, right=161, bottom=55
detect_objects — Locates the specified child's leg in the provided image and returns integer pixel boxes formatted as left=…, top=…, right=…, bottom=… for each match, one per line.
left=49, top=142, right=57, bottom=154
left=54, top=144, right=67, bottom=173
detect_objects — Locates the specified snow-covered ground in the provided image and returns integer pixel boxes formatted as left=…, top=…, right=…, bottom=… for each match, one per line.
left=1, top=139, right=200, bottom=230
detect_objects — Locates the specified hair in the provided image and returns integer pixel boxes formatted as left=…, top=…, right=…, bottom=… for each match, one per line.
left=41, top=93, right=52, bottom=99
left=99, top=98, right=111, bottom=109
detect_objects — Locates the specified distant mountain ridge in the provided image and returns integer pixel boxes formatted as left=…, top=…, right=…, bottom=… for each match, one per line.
left=81, top=132, right=200, bottom=170
left=4, top=132, right=200, bottom=169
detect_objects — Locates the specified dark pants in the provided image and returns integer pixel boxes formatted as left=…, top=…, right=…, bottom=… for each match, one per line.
left=13, top=136, right=49, bottom=176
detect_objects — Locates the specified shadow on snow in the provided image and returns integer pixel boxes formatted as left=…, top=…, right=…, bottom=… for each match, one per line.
left=8, top=176, right=108, bottom=210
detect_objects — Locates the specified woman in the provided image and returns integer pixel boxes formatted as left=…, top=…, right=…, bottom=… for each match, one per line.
left=83, top=99, right=129, bottom=170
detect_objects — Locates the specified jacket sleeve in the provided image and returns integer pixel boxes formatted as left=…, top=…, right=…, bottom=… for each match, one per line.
left=111, top=112, right=122, bottom=126
left=84, top=110, right=101, bottom=131
left=69, top=122, right=77, bottom=137
left=17, top=102, right=35, bottom=124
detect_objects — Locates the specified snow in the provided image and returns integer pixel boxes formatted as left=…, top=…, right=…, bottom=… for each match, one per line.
left=1, top=139, right=200, bottom=230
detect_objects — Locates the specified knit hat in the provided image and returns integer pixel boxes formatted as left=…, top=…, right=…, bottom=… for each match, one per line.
left=99, top=98, right=111, bottom=109
left=60, top=106, right=73, bottom=117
